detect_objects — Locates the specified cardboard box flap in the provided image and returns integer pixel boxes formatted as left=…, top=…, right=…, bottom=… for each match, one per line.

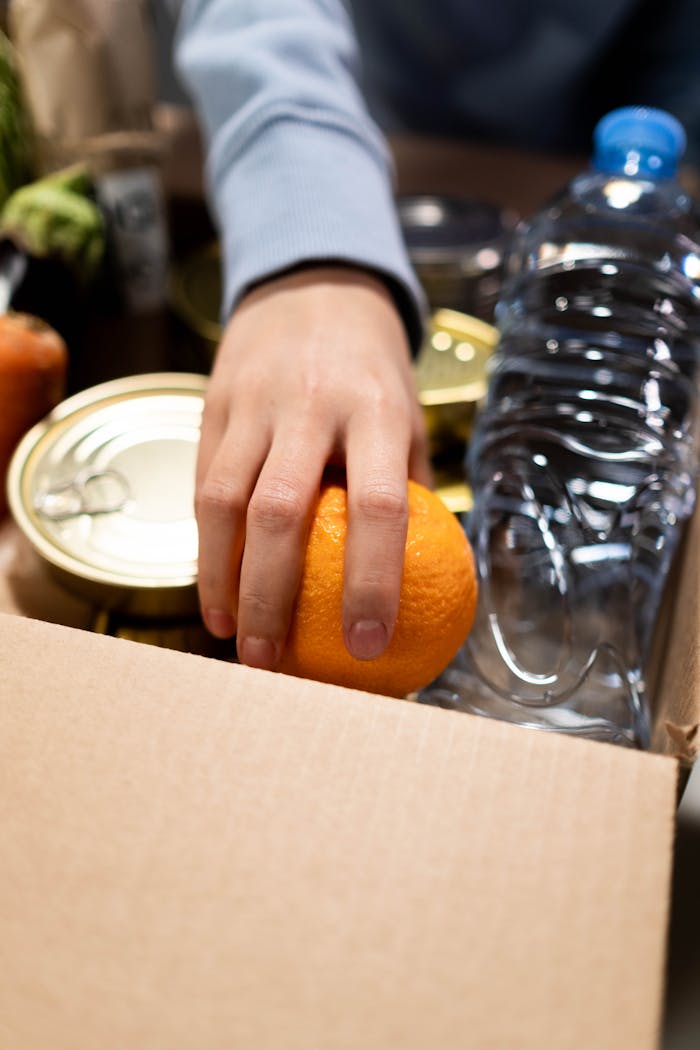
left=0, top=614, right=677, bottom=1050
left=652, top=496, right=700, bottom=759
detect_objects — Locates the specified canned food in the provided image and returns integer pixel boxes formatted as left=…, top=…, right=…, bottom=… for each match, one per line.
left=7, top=372, right=206, bottom=617
left=397, top=194, right=518, bottom=320
left=415, top=308, right=499, bottom=460
left=169, top=240, right=222, bottom=355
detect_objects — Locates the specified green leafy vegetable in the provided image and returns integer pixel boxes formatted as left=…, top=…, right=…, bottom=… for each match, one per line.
left=0, top=165, right=105, bottom=280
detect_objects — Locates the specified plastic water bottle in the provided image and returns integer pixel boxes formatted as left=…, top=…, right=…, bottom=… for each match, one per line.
left=420, top=107, right=700, bottom=748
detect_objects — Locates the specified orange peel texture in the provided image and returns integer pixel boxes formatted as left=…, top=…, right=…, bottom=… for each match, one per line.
left=279, top=478, right=478, bottom=697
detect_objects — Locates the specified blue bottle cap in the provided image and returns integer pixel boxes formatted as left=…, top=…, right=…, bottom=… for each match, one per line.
left=593, top=106, right=686, bottom=179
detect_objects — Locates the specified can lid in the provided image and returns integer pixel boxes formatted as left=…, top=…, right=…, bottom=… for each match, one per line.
left=415, top=309, right=498, bottom=406
left=7, top=372, right=206, bottom=603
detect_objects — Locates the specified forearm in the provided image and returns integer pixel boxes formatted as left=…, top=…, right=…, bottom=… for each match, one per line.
left=173, top=0, right=426, bottom=349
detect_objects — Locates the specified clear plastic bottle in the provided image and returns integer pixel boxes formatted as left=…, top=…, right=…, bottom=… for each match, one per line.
left=420, top=107, right=700, bottom=748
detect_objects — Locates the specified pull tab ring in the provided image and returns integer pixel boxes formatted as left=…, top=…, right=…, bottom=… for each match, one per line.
left=34, top=468, right=131, bottom=521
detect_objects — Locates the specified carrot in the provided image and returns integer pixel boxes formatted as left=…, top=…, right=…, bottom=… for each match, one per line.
left=0, top=310, right=67, bottom=517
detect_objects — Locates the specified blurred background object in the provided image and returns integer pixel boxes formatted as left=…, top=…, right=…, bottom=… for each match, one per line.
left=0, top=311, right=67, bottom=518
left=8, top=0, right=157, bottom=173
left=0, top=25, right=32, bottom=208
left=397, top=195, right=518, bottom=321
left=8, top=0, right=170, bottom=339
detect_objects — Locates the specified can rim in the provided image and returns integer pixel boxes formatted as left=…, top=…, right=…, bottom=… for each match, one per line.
left=397, top=193, right=518, bottom=267
left=7, top=372, right=208, bottom=595
left=169, top=241, right=223, bottom=345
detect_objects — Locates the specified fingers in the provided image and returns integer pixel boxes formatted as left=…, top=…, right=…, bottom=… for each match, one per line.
left=342, top=413, right=411, bottom=660
left=195, top=407, right=268, bottom=639
left=235, top=428, right=331, bottom=669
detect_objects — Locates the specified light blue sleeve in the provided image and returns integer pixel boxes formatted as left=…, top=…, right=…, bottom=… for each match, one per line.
left=172, top=0, right=426, bottom=350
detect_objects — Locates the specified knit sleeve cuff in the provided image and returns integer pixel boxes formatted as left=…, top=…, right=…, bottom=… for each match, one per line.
left=207, top=110, right=427, bottom=354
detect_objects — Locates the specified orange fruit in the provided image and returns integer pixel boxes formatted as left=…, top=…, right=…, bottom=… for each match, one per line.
left=279, top=477, right=477, bottom=697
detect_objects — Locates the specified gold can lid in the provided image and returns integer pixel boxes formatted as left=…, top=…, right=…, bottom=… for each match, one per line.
left=169, top=240, right=223, bottom=347
left=415, top=308, right=498, bottom=407
left=7, top=372, right=207, bottom=613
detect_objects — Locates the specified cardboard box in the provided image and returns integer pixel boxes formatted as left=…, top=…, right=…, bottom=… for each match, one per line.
left=1, top=496, right=699, bottom=1049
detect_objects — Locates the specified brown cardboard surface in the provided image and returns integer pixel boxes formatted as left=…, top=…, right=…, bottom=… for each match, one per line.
left=652, top=494, right=700, bottom=759
left=0, top=613, right=678, bottom=1050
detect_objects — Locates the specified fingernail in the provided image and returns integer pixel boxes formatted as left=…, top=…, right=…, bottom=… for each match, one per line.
left=238, top=636, right=280, bottom=670
left=347, top=620, right=388, bottom=660
left=204, top=609, right=236, bottom=638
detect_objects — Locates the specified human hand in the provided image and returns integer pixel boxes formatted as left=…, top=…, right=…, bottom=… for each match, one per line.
left=195, top=264, right=431, bottom=671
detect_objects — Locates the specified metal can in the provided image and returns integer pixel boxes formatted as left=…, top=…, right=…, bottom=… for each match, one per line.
left=168, top=240, right=223, bottom=360
left=415, top=308, right=498, bottom=460
left=7, top=372, right=206, bottom=617
left=398, top=195, right=518, bottom=321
